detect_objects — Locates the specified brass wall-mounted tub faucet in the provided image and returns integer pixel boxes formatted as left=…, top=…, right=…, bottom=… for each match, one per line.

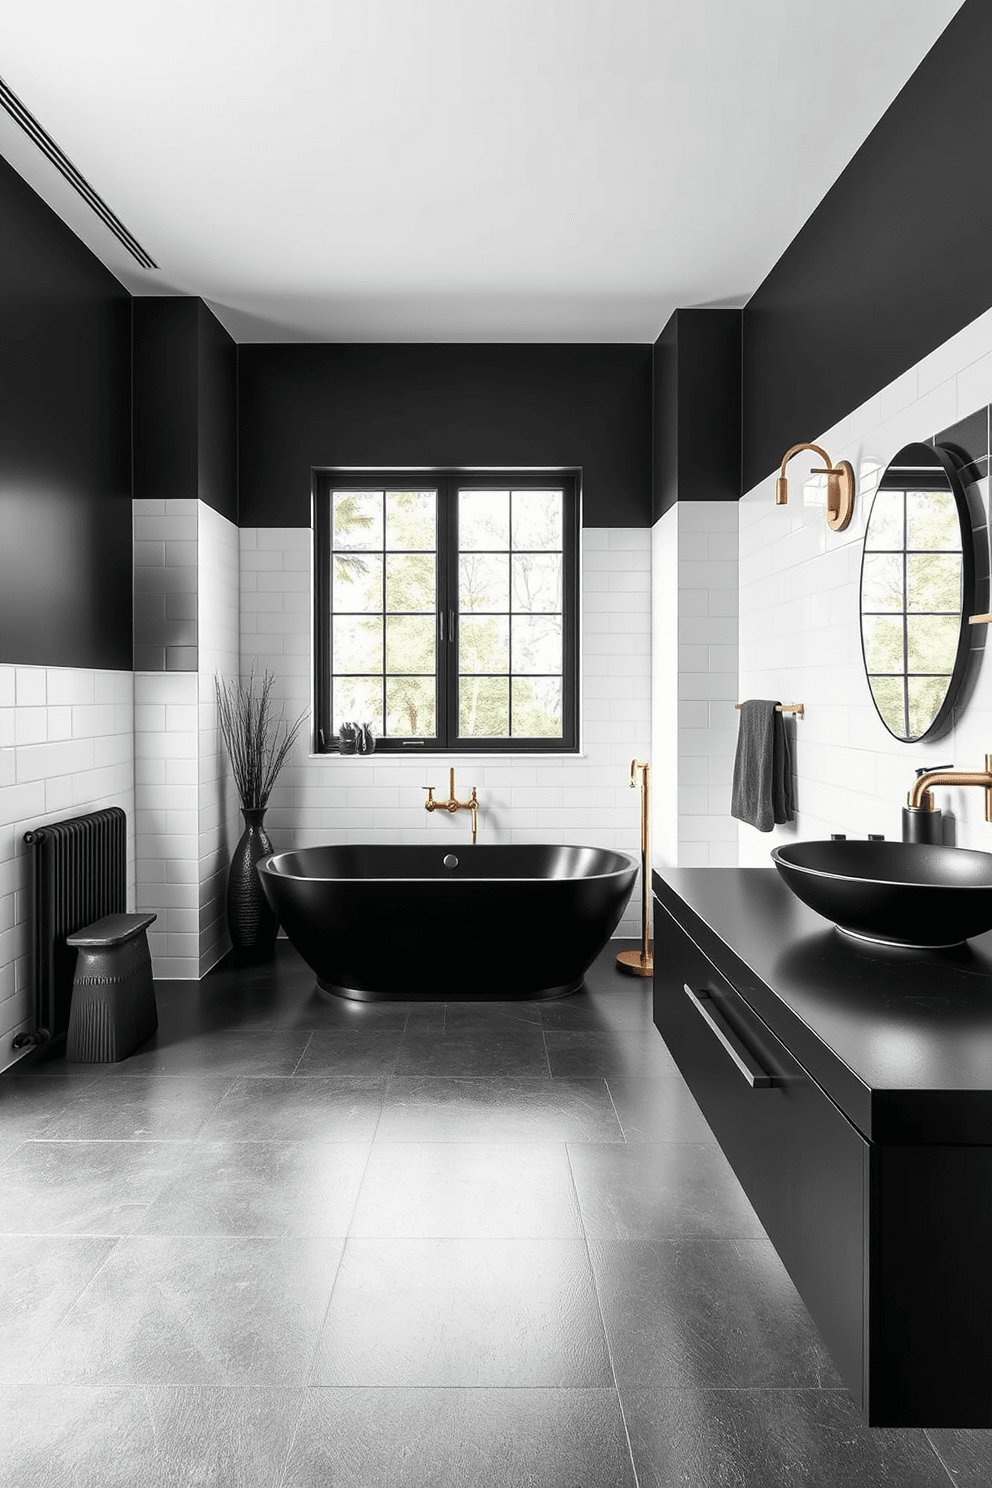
left=424, top=768, right=479, bottom=843
left=909, top=757, right=992, bottom=823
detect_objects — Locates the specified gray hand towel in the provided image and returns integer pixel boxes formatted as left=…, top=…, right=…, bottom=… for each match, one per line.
left=731, top=700, right=796, bottom=832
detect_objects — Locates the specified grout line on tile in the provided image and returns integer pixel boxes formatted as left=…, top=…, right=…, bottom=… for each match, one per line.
left=563, top=1141, right=642, bottom=1488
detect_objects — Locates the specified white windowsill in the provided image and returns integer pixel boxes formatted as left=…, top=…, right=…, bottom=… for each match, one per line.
left=308, top=752, right=588, bottom=762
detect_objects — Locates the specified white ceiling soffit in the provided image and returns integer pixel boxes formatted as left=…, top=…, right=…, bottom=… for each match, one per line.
left=0, top=0, right=963, bottom=343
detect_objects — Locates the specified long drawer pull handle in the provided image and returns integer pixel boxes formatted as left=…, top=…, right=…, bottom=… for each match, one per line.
left=682, top=983, right=775, bottom=1089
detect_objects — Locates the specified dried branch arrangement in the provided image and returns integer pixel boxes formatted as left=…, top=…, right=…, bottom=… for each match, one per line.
left=215, top=670, right=307, bottom=810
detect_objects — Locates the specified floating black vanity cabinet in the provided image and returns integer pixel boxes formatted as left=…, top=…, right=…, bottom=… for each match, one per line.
left=653, top=867, right=992, bottom=1428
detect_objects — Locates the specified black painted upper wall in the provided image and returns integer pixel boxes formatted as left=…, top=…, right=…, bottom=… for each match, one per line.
left=653, top=316, right=678, bottom=521
left=238, top=344, right=652, bottom=527
left=0, top=154, right=131, bottom=670
left=653, top=308, right=741, bottom=520
left=743, top=0, right=992, bottom=490
left=133, top=297, right=237, bottom=523
left=196, top=302, right=237, bottom=523
left=133, top=298, right=199, bottom=504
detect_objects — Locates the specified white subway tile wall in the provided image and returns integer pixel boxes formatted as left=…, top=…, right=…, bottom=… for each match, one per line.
left=651, top=501, right=739, bottom=870
left=0, top=665, right=135, bottom=1070
left=134, top=670, right=200, bottom=978
left=132, top=498, right=199, bottom=671
left=240, top=526, right=651, bottom=938
left=197, top=504, right=241, bottom=975
left=738, top=303, right=992, bottom=863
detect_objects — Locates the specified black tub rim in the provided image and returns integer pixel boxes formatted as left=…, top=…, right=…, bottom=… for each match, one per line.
left=258, top=843, right=638, bottom=885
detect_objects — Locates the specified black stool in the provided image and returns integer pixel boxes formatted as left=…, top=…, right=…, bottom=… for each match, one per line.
left=65, top=913, right=158, bottom=1062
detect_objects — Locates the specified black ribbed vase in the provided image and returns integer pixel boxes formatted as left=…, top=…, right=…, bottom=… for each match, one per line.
left=227, top=808, right=278, bottom=963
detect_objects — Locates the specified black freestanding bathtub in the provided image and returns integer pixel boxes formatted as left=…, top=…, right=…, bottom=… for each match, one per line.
left=258, top=844, right=638, bottom=1000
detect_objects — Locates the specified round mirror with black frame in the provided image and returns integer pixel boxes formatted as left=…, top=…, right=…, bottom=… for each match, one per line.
left=859, top=441, right=975, bottom=743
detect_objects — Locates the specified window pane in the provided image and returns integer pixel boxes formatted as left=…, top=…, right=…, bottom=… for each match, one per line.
left=512, top=490, right=562, bottom=551
left=861, top=554, right=903, bottom=613
left=869, top=675, right=905, bottom=735
left=459, top=676, right=509, bottom=737
left=333, top=676, right=383, bottom=734
left=459, top=553, right=509, bottom=612
left=385, top=615, right=435, bottom=674
left=865, top=491, right=903, bottom=551
left=386, top=676, right=436, bottom=737
left=333, top=491, right=383, bottom=550
left=386, top=554, right=435, bottom=613
left=386, top=490, right=436, bottom=551
left=460, top=490, right=509, bottom=550
left=907, top=491, right=960, bottom=551
left=908, top=676, right=951, bottom=738
left=460, top=615, right=509, bottom=674
left=906, top=615, right=960, bottom=674
left=334, top=615, right=383, bottom=673
left=907, top=553, right=961, bottom=612
left=333, top=553, right=382, bottom=613
left=512, top=615, right=562, bottom=673
left=512, top=677, right=562, bottom=737
left=863, top=614, right=904, bottom=674
left=512, top=553, right=562, bottom=612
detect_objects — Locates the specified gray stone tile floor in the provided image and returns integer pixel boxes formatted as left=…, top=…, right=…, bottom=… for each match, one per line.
left=0, top=941, right=977, bottom=1485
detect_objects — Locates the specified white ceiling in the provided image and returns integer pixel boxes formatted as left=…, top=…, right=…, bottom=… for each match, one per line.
left=0, top=0, right=962, bottom=342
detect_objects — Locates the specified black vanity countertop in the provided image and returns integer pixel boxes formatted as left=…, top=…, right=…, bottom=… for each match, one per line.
left=654, top=867, right=992, bottom=1145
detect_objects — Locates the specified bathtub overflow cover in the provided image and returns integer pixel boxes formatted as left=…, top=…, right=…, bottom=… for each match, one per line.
left=443, top=854, right=459, bottom=870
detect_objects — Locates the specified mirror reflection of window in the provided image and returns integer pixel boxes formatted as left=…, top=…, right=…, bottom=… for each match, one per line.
left=859, top=445, right=972, bottom=742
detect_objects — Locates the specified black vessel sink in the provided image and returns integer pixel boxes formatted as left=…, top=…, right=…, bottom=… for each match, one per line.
left=771, top=840, right=992, bottom=947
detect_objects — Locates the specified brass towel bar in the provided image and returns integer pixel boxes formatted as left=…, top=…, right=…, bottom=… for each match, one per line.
left=735, top=703, right=805, bottom=718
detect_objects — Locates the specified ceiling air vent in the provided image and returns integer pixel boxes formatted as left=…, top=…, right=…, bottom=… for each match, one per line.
left=0, top=74, right=158, bottom=269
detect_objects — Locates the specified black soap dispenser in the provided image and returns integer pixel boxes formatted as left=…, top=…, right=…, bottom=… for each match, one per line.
left=902, top=765, right=950, bottom=845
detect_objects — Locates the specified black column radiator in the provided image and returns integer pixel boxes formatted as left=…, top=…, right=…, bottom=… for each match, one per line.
left=14, top=807, right=127, bottom=1052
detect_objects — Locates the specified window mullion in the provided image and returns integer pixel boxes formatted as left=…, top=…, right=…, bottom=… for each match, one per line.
left=448, top=477, right=459, bottom=751
left=508, top=488, right=514, bottom=740
left=438, top=478, right=453, bottom=751
left=380, top=492, right=387, bottom=732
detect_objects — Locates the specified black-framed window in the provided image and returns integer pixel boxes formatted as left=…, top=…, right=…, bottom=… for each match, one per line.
left=313, top=471, right=579, bottom=753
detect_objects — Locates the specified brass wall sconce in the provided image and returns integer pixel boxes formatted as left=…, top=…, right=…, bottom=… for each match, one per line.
left=776, top=443, right=856, bottom=531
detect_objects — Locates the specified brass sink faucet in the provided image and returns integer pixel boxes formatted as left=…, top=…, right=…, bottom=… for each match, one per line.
left=423, top=768, right=479, bottom=843
left=910, top=757, right=992, bottom=822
